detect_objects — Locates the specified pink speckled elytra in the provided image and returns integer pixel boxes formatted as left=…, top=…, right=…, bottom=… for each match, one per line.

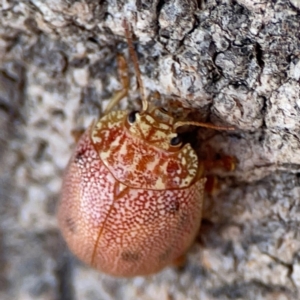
left=57, top=22, right=232, bottom=277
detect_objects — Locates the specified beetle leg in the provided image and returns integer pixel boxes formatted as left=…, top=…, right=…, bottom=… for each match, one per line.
left=203, top=154, right=236, bottom=173
left=204, top=175, right=220, bottom=194
left=202, top=154, right=236, bottom=194
left=103, top=54, right=130, bottom=114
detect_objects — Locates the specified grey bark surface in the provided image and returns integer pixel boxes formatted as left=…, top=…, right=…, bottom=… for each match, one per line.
left=1, top=0, right=300, bottom=299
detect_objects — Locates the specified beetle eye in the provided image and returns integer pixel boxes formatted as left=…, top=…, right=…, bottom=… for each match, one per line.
left=170, top=135, right=182, bottom=146
left=127, top=111, right=139, bottom=124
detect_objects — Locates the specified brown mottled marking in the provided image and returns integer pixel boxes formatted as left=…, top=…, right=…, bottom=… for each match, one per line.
left=167, top=199, right=180, bottom=213
left=64, top=217, right=77, bottom=233
left=158, top=247, right=172, bottom=262
left=121, top=251, right=140, bottom=262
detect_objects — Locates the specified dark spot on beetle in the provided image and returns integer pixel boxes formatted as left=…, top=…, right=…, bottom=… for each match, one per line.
left=179, top=211, right=189, bottom=227
left=166, top=160, right=180, bottom=174
left=158, top=247, right=172, bottom=262
left=74, top=148, right=86, bottom=163
left=121, top=251, right=140, bottom=262
left=168, top=200, right=180, bottom=213
left=65, top=217, right=77, bottom=233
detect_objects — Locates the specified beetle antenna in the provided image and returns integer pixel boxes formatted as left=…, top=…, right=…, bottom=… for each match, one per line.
left=123, top=20, right=148, bottom=113
left=173, top=120, right=235, bottom=131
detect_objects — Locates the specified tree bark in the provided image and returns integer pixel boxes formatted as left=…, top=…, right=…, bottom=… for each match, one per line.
left=1, top=0, right=300, bottom=299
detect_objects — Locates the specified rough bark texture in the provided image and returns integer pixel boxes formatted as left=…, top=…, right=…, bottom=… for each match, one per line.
left=1, top=0, right=300, bottom=299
